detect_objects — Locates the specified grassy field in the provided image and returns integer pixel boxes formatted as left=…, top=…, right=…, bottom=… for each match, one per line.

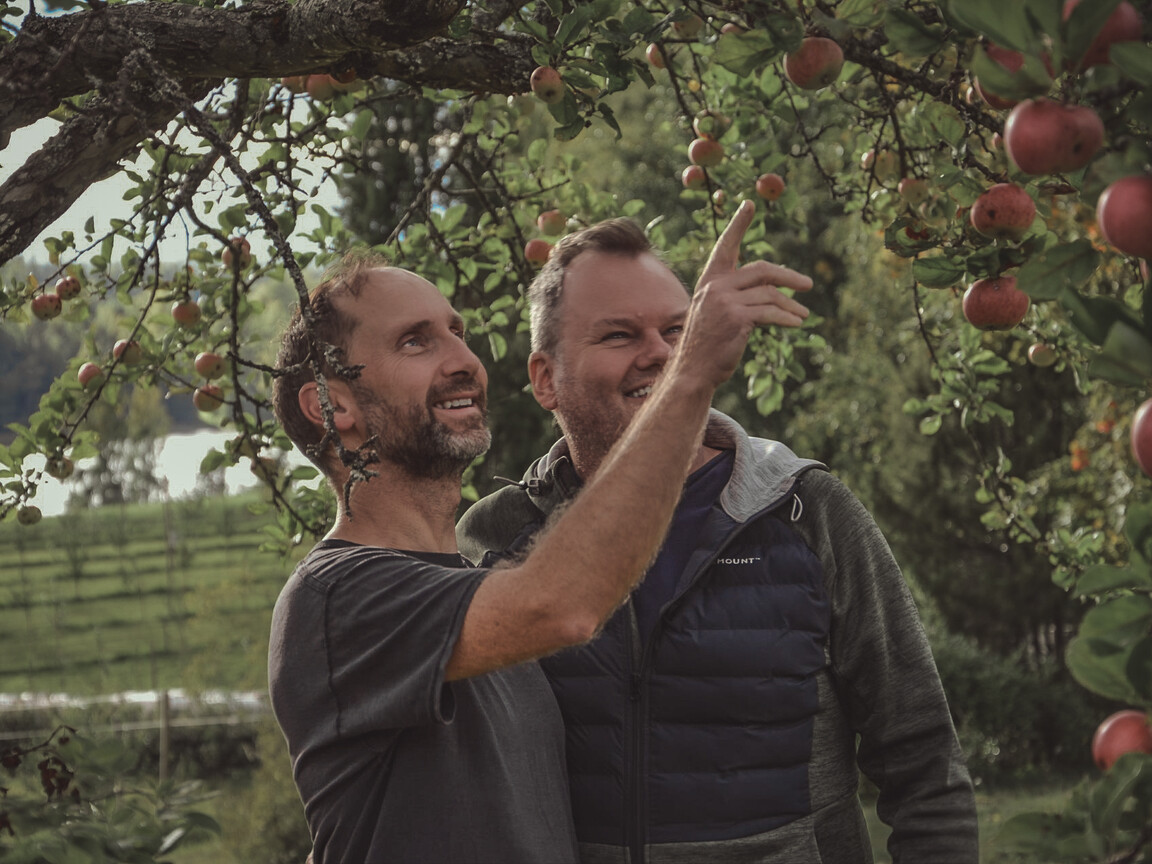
left=0, top=492, right=298, bottom=696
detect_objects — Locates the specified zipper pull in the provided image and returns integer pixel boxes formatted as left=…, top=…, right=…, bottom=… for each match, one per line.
left=630, top=672, right=642, bottom=700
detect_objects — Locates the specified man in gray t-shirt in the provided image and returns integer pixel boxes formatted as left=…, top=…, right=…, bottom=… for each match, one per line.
left=268, top=208, right=812, bottom=862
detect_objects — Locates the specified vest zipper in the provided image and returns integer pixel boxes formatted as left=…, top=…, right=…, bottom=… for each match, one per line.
left=627, top=603, right=646, bottom=864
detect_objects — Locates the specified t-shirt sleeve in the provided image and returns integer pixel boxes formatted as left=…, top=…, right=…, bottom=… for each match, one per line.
left=316, top=547, right=487, bottom=738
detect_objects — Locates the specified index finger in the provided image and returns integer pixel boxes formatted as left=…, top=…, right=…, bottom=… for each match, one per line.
left=696, top=199, right=755, bottom=289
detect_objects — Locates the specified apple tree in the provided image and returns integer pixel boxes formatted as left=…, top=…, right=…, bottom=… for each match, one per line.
left=3, top=0, right=1152, bottom=853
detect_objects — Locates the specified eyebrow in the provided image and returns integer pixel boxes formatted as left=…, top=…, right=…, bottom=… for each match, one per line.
left=592, top=312, right=686, bottom=330
left=399, top=314, right=465, bottom=336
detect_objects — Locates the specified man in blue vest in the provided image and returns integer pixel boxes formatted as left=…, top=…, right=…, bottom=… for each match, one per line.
left=457, top=216, right=979, bottom=863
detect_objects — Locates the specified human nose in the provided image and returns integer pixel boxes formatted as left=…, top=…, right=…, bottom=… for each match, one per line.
left=635, top=330, right=673, bottom=369
left=442, top=331, right=484, bottom=379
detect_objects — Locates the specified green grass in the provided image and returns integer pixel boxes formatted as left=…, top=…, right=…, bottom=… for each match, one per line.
left=0, top=492, right=301, bottom=696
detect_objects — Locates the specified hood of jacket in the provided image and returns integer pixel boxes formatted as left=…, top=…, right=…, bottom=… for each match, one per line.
left=519, top=409, right=825, bottom=524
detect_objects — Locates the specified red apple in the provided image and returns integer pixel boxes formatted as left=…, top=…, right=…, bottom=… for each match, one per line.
left=1097, top=176, right=1152, bottom=259
left=1004, top=99, right=1104, bottom=175
left=77, top=362, right=104, bottom=389
left=688, top=137, right=724, bottom=167
left=1064, top=0, right=1144, bottom=69
left=222, top=236, right=252, bottom=269
left=1131, top=399, right=1152, bottom=477
left=645, top=43, right=666, bottom=68
left=681, top=165, right=707, bottom=190
left=54, top=275, right=81, bottom=300
left=1092, top=709, right=1152, bottom=771
left=973, top=44, right=1026, bottom=110
left=16, top=505, right=42, bottom=526
left=194, top=351, right=227, bottom=380
left=783, top=37, right=844, bottom=90
left=1027, top=343, right=1058, bottom=367
left=536, top=209, right=566, bottom=236
left=962, top=275, right=1030, bottom=330
left=31, top=293, right=62, bottom=321
left=755, top=173, right=785, bottom=201
left=305, top=74, right=338, bottom=100
left=171, top=299, right=202, bottom=328
left=45, top=456, right=74, bottom=480
left=970, top=184, right=1036, bottom=241
left=113, top=339, right=143, bottom=366
left=524, top=238, right=553, bottom=265
left=193, top=384, right=225, bottom=412
left=720, top=23, right=745, bottom=35
left=530, top=66, right=565, bottom=104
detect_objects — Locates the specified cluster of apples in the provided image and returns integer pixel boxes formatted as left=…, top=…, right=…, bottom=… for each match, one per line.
left=524, top=209, right=564, bottom=266
left=30, top=275, right=81, bottom=321
left=959, top=0, right=1150, bottom=335
left=280, top=69, right=361, bottom=101
left=73, top=237, right=251, bottom=417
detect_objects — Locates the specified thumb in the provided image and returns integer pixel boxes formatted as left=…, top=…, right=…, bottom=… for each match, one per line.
left=697, top=199, right=755, bottom=288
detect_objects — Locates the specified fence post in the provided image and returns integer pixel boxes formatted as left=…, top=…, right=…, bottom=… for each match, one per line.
left=158, top=689, right=170, bottom=783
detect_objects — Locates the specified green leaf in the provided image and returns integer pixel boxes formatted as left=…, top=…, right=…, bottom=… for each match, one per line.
left=1015, top=240, right=1100, bottom=300
left=946, top=0, right=1042, bottom=52
left=1063, top=0, right=1122, bottom=68
left=1079, top=594, right=1152, bottom=645
left=968, top=46, right=1052, bottom=100
left=1088, top=321, right=1152, bottom=387
left=1061, top=290, right=1143, bottom=347
left=1076, top=563, right=1152, bottom=597
left=913, top=256, right=965, bottom=288
left=884, top=8, right=946, bottom=57
left=1125, top=500, right=1152, bottom=563
left=713, top=29, right=782, bottom=77
left=1112, top=41, right=1152, bottom=86
left=555, top=5, right=594, bottom=45
left=919, top=414, right=944, bottom=435
left=349, top=109, right=373, bottom=142
left=922, top=102, right=966, bottom=143
left=1067, top=636, right=1143, bottom=702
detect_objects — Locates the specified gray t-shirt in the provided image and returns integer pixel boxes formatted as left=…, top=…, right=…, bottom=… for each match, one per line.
left=268, top=540, right=578, bottom=864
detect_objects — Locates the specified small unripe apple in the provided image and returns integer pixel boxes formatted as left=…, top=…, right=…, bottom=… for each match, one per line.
left=672, top=13, right=704, bottom=39
left=536, top=209, right=566, bottom=236
left=524, top=238, right=553, bottom=265
left=31, top=293, right=62, bottom=321
left=1097, top=176, right=1152, bottom=259
left=962, top=275, right=1030, bottom=330
left=681, top=165, right=707, bottom=190
left=861, top=149, right=900, bottom=186
left=77, top=362, right=104, bottom=390
left=720, top=22, right=745, bottom=35
left=171, top=299, right=202, bottom=328
left=692, top=109, right=731, bottom=141
left=1064, top=0, right=1144, bottom=69
left=222, top=236, right=252, bottom=269
left=645, top=43, right=666, bottom=68
left=970, top=183, right=1036, bottom=241
left=1004, top=100, right=1104, bottom=176
left=193, top=384, right=225, bottom=412
left=530, top=66, right=565, bottom=104
left=783, top=37, right=844, bottom=90
left=755, top=173, right=785, bottom=201
left=113, top=339, right=143, bottom=366
left=16, top=505, right=42, bottom=526
left=711, top=188, right=726, bottom=208
left=45, top=456, right=74, bottom=480
left=1092, top=709, right=1152, bottom=771
left=1027, top=343, right=1058, bottom=367
left=195, top=351, right=227, bottom=380
left=1131, top=399, right=1152, bottom=478
left=688, top=137, right=724, bottom=167
left=898, top=177, right=930, bottom=207
left=281, top=76, right=308, bottom=93
left=54, top=275, right=81, bottom=300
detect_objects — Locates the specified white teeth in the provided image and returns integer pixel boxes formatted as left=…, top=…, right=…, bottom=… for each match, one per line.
left=627, top=386, right=653, bottom=398
left=437, top=398, right=474, bottom=409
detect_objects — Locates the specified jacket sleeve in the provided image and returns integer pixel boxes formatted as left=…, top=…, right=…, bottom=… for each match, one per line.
left=795, top=469, right=979, bottom=863
left=456, top=484, right=545, bottom=567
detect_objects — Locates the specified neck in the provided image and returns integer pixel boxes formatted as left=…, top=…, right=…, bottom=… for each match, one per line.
left=326, top=466, right=464, bottom=553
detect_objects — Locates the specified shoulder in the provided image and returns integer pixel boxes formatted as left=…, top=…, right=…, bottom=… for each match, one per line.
left=457, top=484, right=544, bottom=564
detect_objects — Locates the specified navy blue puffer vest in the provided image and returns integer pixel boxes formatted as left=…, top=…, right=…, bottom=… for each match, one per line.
left=539, top=503, right=830, bottom=849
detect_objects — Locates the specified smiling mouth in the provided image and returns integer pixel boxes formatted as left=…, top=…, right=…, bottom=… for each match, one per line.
left=625, top=385, right=653, bottom=398
left=434, top=397, right=478, bottom=410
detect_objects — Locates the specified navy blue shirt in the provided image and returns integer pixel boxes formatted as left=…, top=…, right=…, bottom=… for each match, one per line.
left=633, top=450, right=735, bottom=641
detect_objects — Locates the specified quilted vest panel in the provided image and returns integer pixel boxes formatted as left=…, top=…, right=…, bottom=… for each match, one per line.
left=540, top=510, right=830, bottom=847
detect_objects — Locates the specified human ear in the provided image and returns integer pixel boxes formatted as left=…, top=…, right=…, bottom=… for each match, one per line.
left=528, top=351, right=558, bottom=411
left=298, top=380, right=358, bottom=433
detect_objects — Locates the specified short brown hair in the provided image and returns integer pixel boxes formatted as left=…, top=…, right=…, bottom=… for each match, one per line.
left=272, top=250, right=389, bottom=472
left=527, top=218, right=654, bottom=356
